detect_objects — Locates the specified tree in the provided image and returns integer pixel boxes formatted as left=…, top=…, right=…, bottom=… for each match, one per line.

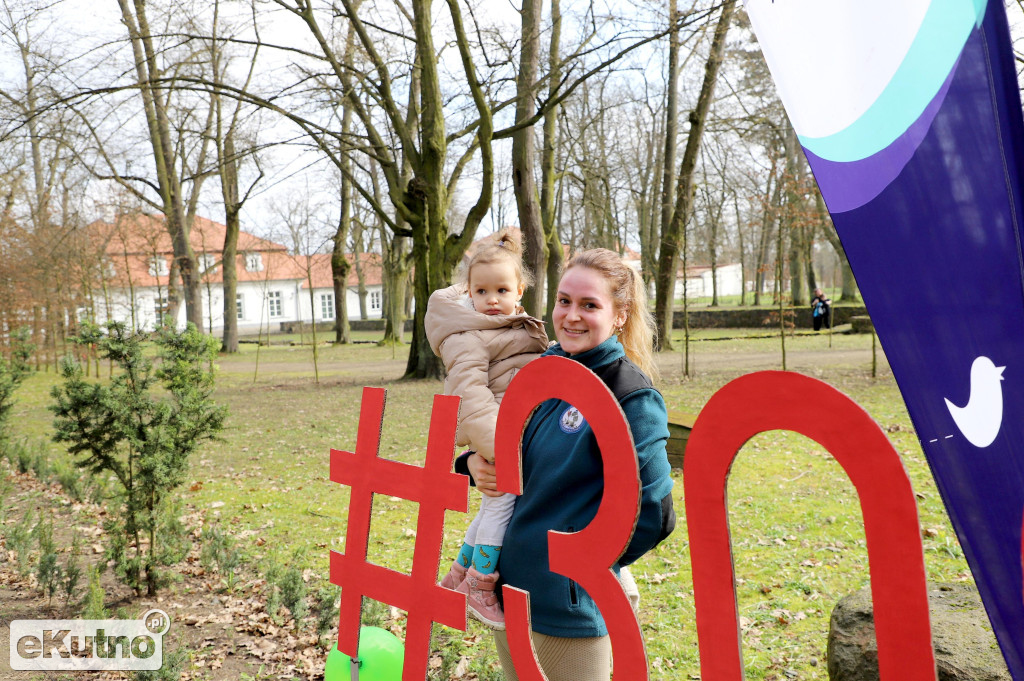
left=206, top=0, right=265, bottom=353
left=658, top=0, right=682, bottom=287
left=0, top=327, right=33, bottom=446
left=539, top=0, right=564, bottom=338
left=654, top=0, right=736, bottom=350
left=234, top=0, right=687, bottom=376
left=95, top=0, right=216, bottom=329
left=0, top=0, right=91, bottom=371
left=50, top=322, right=226, bottom=595
left=329, top=13, right=361, bottom=345
left=275, top=194, right=333, bottom=382
left=513, top=0, right=546, bottom=317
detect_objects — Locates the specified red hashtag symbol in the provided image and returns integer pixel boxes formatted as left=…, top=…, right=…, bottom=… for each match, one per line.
left=331, top=387, right=469, bottom=679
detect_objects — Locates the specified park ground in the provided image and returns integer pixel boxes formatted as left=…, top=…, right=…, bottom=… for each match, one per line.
left=0, top=327, right=971, bottom=680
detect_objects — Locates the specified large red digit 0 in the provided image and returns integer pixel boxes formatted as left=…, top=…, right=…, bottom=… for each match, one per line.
left=492, top=355, right=648, bottom=681
left=685, top=371, right=934, bottom=681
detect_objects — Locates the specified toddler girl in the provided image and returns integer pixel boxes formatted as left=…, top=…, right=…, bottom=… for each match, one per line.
left=425, top=229, right=549, bottom=629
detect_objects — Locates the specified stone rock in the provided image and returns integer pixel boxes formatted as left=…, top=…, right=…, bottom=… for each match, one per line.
left=850, top=315, right=875, bottom=334
left=828, top=582, right=1009, bottom=681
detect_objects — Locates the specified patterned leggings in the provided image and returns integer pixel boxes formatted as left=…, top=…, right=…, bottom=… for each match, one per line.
left=493, top=629, right=611, bottom=681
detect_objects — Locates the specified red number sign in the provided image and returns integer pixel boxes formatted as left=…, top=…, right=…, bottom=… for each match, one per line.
left=493, top=355, right=648, bottom=680
left=684, top=371, right=935, bottom=681
left=330, top=367, right=936, bottom=681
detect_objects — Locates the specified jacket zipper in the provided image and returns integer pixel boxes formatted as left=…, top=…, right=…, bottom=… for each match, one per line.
left=567, top=526, right=578, bottom=605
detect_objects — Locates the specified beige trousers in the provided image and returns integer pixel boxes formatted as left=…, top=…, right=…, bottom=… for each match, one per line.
left=493, top=629, right=611, bottom=681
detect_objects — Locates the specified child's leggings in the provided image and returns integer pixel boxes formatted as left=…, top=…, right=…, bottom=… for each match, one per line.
left=463, top=490, right=516, bottom=548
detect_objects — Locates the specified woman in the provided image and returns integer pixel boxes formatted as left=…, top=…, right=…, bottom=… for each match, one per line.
left=460, top=248, right=676, bottom=680
left=811, top=288, right=832, bottom=331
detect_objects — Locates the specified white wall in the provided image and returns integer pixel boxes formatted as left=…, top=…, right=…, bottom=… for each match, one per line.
left=100, top=280, right=392, bottom=332
left=672, top=263, right=744, bottom=299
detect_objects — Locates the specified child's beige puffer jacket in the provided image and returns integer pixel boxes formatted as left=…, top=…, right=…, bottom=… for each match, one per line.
left=425, top=284, right=549, bottom=463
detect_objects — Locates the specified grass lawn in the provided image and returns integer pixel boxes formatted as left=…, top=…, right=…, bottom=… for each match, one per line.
left=4, top=329, right=969, bottom=680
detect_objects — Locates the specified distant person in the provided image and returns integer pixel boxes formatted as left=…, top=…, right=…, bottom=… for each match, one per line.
left=425, top=228, right=549, bottom=629
left=811, top=288, right=832, bottom=331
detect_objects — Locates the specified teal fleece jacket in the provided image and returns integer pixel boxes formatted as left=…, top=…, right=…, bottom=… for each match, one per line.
left=497, top=336, right=675, bottom=638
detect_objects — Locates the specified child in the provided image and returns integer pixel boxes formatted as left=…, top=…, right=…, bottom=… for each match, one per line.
left=425, top=229, right=549, bottom=629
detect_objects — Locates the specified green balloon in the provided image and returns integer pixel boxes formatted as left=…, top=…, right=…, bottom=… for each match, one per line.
left=325, top=626, right=405, bottom=681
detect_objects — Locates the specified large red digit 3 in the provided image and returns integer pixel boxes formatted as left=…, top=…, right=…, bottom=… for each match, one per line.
left=493, top=355, right=649, bottom=681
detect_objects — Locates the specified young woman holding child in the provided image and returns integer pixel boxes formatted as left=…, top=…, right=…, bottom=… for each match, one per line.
left=462, top=248, right=676, bottom=681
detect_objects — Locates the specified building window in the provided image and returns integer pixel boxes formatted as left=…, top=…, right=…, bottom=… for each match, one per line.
left=199, top=253, right=217, bottom=274
left=369, top=290, right=382, bottom=311
left=320, top=293, right=335, bottom=320
left=148, top=257, right=169, bottom=277
left=154, top=296, right=169, bottom=322
left=236, top=293, right=244, bottom=320
left=268, top=290, right=282, bottom=318
left=245, top=252, right=263, bottom=272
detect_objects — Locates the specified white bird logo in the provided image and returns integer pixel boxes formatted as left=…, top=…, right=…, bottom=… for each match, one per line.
left=944, top=356, right=1005, bottom=448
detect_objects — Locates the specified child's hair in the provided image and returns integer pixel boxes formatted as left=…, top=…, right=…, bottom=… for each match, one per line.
left=459, top=228, right=534, bottom=289
left=562, top=248, right=657, bottom=379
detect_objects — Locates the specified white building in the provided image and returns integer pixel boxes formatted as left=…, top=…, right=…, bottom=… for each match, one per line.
left=673, top=263, right=744, bottom=299
left=90, top=214, right=385, bottom=333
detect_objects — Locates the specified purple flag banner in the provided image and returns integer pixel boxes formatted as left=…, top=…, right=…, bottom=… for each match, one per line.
left=746, top=0, right=1024, bottom=675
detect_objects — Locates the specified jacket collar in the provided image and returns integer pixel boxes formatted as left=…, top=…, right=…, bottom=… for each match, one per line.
left=544, top=335, right=624, bottom=369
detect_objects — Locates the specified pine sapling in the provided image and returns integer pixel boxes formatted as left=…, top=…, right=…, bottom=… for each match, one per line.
left=313, top=586, right=340, bottom=648
left=5, top=509, right=32, bottom=577
left=50, top=321, right=227, bottom=595
left=34, top=514, right=61, bottom=607
left=82, top=566, right=107, bottom=620
left=278, top=568, right=307, bottom=628
left=62, top=538, right=82, bottom=616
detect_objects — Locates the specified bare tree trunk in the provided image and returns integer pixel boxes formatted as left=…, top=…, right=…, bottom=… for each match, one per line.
left=754, top=157, right=780, bottom=306
left=332, top=170, right=353, bottom=344
left=540, top=0, right=562, bottom=335
left=658, top=0, right=680, bottom=291
left=815, top=189, right=859, bottom=301
left=210, top=4, right=262, bottom=353
left=332, top=29, right=357, bottom=344
left=640, top=114, right=665, bottom=293
left=734, top=192, right=747, bottom=305
left=116, top=0, right=202, bottom=328
left=654, top=0, right=735, bottom=350
left=513, top=0, right=545, bottom=316
left=783, top=120, right=807, bottom=306
left=352, top=218, right=369, bottom=320
left=804, top=228, right=817, bottom=294
left=219, top=129, right=241, bottom=353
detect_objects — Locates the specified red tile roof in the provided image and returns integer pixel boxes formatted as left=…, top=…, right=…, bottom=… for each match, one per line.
left=90, top=214, right=380, bottom=290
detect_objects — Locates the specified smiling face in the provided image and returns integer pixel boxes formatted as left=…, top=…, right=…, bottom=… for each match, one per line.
left=469, top=260, right=524, bottom=316
left=553, top=266, right=627, bottom=355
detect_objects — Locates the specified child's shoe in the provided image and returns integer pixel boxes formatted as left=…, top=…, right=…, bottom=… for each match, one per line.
left=456, top=567, right=505, bottom=630
left=439, top=561, right=468, bottom=590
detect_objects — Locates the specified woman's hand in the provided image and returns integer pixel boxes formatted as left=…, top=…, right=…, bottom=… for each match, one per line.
left=467, top=452, right=501, bottom=497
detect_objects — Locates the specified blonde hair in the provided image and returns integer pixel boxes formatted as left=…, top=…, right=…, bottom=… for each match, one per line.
left=562, top=248, right=657, bottom=379
left=459, top=228, right=534, bottom=290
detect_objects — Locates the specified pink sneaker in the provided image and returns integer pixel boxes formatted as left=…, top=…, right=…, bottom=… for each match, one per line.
left=439, top=561, right=468, bottom=590
left=456, top=567, right=505, bottom=630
